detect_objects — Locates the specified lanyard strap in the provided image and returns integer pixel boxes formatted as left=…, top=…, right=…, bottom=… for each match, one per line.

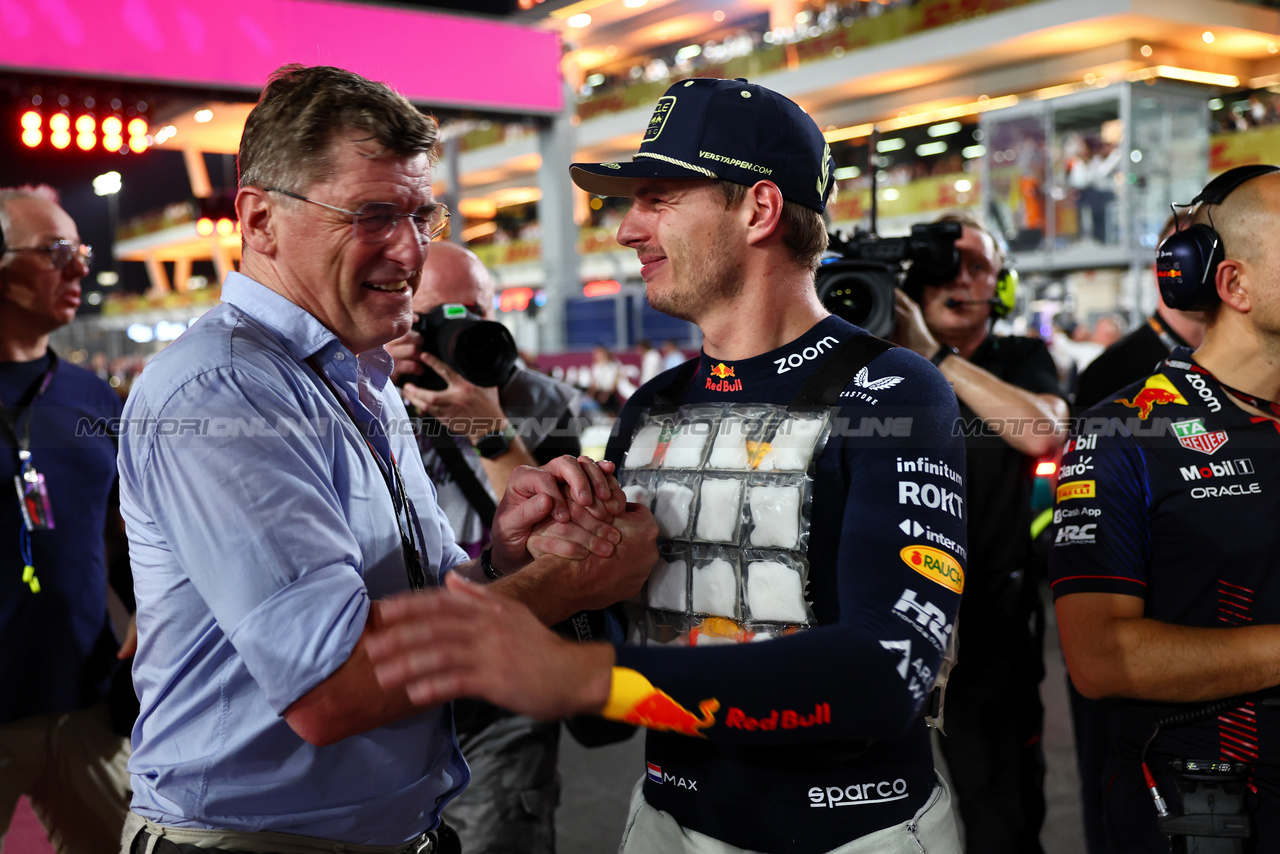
left=306, top=356, right=426, bottom=590
left=1148, top=314, right=1188, bottom=355
left=0, top=350, right=58, bottom=463
left=1173, top=355, right=1280, bottom=419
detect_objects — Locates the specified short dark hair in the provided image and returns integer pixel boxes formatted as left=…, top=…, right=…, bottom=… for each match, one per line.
left=714, top=180, right=830, bottom=270
left=238, top=64, right=440, bottom=193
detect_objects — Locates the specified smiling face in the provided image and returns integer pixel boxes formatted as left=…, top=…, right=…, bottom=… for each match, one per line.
left=270, top=134, right=433, bottom=354
left=0, top=196, right=87, bottom=336
left=615, top=179, right=745, bottom=323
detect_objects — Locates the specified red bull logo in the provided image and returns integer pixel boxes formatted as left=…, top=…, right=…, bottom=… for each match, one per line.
left=1116, top=374, right=1188, bottom=420
left=603, top=667, right=719, bottom=738
left=706, top=362, right=743, bottom=392
left=710, top=362, right=736, bottom=379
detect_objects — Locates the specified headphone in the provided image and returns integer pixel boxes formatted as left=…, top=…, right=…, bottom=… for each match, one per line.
left=905, top=220, right=1018, bottom=318
left=1156, top=164, right=1280, bottom=310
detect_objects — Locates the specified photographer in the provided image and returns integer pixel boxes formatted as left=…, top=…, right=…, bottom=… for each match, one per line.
left=893, top=212, right=1067, bottom=853
left=1053, top=165, right=1280, bottom=851
left=387, top=240, right=584, bottom=854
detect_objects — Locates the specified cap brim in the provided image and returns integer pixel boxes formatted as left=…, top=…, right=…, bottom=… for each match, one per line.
left=570, top=159, right=713, bottom=198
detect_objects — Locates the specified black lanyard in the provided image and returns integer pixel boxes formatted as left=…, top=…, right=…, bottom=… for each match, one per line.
left=0, top=350, right=58, bottom=464
left=306, top=357, right=426, bottom=591
left=1148, top=314, right=1188, bottom=355
left=1173, top=355, right=1280, bottom=420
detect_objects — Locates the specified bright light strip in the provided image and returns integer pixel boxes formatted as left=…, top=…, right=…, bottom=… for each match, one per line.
left=675, top=45, right=702, bottom=61
left=550, top=0, right=613, bottom=19
left=461, top=221, right=498, bottom=242
left=882, top=188, right=900, bottom=201
left=876, top=138, right=906, bottom=152
left=915, top=141, right=948, bottom=157
left=833, top=166, right=861, bottom=180
left=927, top=121, right=962, bottom=137
left=824, top=95, right=1020, bottom=144
left=962, top=144, right=986, bottom=159
left=954, top=179, right=973, bottom=192
left=194, top=109, right=213, bottom=123
left=566, top=12, right=592, bottom=28
left=1127, top=66, right=1239, bottom=87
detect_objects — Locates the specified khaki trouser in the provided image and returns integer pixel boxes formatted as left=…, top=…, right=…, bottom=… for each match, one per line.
left=120, top=812, right=437, bottom=854
left=617, top=773, right=962, bottom=854
left=0, top=703, right=132, bottom=854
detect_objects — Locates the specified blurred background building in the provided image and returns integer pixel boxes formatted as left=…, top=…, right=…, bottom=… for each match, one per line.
left=4, top=0, right=1280, bottom=383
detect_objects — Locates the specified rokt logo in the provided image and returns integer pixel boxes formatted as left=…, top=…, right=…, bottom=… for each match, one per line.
left=899, top=545, right=964, bottom=593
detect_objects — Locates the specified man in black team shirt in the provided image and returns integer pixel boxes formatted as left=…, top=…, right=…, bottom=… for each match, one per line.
left=1074, top=214, right=1205, bottom=410
left=1052, top=165, right=1280, bottom=852
left=1068, top=213, right=1205, bottom=854
left=367, top=77, right=968, bottom=853
left=893, top=212, right=1068, bottom=854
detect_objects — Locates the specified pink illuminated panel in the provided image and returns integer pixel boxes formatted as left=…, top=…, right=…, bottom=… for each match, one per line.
left=0, top=0, right=564, bottom=114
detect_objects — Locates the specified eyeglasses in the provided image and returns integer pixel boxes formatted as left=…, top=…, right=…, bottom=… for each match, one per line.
left=3, top=241, right=93, bottom=271
left=265, top=188, right=449, bottom=244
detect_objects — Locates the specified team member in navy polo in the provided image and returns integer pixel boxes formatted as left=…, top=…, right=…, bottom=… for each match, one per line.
left=0, top=186, right=132, bottom=854
left=1052, top=165, right=1280, bottom=850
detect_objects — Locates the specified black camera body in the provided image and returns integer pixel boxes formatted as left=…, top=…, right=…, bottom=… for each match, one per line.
left=399, top=304, right=518, bottom=391
left=814, top=221, right=962, bottom=338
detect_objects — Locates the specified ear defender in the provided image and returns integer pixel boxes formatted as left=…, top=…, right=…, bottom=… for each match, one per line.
left=1157, top=164, right=1280, bottom=310
left=992, top=267, right=1018, bottom=318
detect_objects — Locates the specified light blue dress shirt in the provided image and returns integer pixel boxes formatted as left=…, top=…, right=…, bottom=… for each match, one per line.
left=119, top=272, right=470, bottom=844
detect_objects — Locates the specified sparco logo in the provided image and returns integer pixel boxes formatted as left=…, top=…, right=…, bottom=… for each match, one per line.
left=1179, top=458, right=1255, bottom=481
left=775, top=336, right=840, bottom=374
left=1185, top=373, right=1222, bottom=412
left=809, top=779, right=909, bottom=808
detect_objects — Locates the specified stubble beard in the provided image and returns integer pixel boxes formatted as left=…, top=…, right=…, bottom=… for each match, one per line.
left=645, top=220, right=744, bottom=322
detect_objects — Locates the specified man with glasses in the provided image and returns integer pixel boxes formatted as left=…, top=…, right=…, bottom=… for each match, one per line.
left=117, top=65, right=656, bottom=854
left=0, top=185, right=133, bottom=854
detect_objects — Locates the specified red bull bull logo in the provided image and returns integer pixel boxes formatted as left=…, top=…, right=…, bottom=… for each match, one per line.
left=1116, top=374, right=1188, bottom=420
left=706, top=362, right=743, bottom=392
left=603, top=667, right=719, bottom=737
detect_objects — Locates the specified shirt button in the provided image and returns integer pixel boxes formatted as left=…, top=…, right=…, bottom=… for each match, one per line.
left=335, top=353, right=345, bottom=361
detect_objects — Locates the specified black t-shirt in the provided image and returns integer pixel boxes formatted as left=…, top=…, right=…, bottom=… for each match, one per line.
left=1050, top=350, right=1280, bottom=842
left=1075, top=314, right=1189, bottom=411
left=959, top=335, right=1062, bottom=599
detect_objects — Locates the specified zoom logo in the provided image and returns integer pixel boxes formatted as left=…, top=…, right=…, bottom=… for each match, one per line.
left=808, top=779, right=909, bottom=808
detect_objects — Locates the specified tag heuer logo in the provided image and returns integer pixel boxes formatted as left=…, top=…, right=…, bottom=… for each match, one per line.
left=1172, top=419, right=1228, bottom=455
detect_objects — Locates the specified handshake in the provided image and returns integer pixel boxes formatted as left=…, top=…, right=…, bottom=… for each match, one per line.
left=366, top=455, right=658, bottom=721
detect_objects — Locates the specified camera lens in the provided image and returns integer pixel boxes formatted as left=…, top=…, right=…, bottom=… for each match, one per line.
left=815, top=261, right=897, bottom=338
left=451, top=323, right=518, bottom=387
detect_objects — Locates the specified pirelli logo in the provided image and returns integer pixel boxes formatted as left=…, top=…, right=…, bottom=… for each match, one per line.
left=1056, top=480, right=1096, bottom=502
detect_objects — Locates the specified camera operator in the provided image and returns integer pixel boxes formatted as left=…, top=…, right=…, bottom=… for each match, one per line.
left=1053, top=165, right=1280, bottom=851
left=893, top=211, right=1068, bottom=853
left=386, top=240, right=584, bottom=854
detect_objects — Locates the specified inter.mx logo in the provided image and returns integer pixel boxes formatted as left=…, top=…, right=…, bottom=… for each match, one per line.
left=1171, top=419, right=1228, bottom=455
